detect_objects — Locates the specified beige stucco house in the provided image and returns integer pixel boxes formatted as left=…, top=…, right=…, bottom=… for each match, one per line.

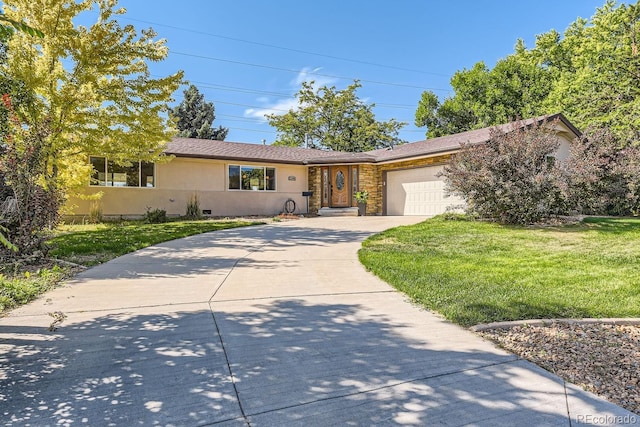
left=67, top=114, right=581, bottom=219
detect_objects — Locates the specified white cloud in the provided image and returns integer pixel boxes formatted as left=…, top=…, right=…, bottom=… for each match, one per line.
left=293, top=67, right=337, bottom=88
left=244, top=67, right=338, bottom=120
left=244, top=98, right=300, bottom=121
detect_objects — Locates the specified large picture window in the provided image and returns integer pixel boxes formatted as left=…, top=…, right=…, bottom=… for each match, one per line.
left=90, top=156, right=155, bottom=188
left=228, top=165, right=276, bottom=191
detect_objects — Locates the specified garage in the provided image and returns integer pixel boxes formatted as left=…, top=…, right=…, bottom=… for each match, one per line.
left=385, top=165, right=465, bottom=216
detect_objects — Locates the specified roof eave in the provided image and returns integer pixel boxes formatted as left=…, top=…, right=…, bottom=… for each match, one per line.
left=166, top=152, right=307, bottom=165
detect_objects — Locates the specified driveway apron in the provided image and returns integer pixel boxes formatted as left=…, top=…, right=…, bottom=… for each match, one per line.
left=0, top=217, right=637, bottom=426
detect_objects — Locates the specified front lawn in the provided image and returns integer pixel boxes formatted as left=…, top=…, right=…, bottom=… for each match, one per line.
left=359, top=216, right=640, bottom=327
left=0, top=219, right=264, bottom=313
left=50, top=219, right=264, bottom=266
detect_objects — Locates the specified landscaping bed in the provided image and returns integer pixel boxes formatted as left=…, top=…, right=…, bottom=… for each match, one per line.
left=480, top=322, right=640, bottom=415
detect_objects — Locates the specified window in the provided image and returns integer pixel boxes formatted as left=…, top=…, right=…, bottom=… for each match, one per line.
left=322, top=167, right=329, bottom=205
left=352, top=166, right=359, bottom=195
left=228, top=165, right=276, bottom=191
left=89, top=156, right=155, bottom=188
left=90, top=157, right=106, bottom=186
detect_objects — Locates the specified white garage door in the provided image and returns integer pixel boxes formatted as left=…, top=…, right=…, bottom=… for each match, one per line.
left=386, top=165, right=465, bottom=216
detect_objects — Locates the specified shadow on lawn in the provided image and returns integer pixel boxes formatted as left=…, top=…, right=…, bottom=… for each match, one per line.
left=0, top=299, right=612, bottom=426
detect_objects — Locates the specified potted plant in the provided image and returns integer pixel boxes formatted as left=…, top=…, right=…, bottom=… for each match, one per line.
left=354, top=191, right=369, bottom=216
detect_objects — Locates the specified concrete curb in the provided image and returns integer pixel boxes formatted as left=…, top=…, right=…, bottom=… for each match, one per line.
left=469, top=318, right=640, bottom=332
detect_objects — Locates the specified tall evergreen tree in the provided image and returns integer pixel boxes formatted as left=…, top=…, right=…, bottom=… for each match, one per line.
left=170, top=85, right=228, bottom=140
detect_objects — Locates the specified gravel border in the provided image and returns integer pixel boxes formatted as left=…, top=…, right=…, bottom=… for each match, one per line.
left=475, top=319, right=640, bottom=415
left=470, top=318, right=640, bottom=332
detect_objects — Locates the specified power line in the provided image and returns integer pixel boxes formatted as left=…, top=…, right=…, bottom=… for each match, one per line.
left=226, top=127, right=274, bottom=134
left=171, top=51, right=448, bottom=92
left=216, top=114, right=267, bottom=124
left=166, top=76, right=426, bottom=111
left=212, top=99, right=290, bottom=112
left=120, top=16, right=449, bottom=78
left=189, top=80, right=292, bottom=98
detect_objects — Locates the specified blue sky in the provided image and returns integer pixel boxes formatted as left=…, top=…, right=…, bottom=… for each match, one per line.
left=109, top=0, right=607, bottom=144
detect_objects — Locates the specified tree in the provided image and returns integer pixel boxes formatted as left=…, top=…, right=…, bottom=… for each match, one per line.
left=415, top=50, right=553, bottom=138
left=169, top=84, right=228, bottom=140
left=0, top=93, right=61, bottom=255
left=0, top=0, right=183, bottom=257
left=0, top=12, right=44, bottom=38
left=534, top=1, right=640, bottom=140
left=441, top=119, right=567, bottom=224
left=419, top=1, right=640, bottom=141
left=267, top=80, right=406, bottom=152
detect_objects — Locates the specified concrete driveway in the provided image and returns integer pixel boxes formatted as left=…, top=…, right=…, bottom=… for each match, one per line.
left=1, top=217, right=637, bottom=426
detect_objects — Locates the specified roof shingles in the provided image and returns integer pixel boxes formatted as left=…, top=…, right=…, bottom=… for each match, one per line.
left=165, top=114, right=579, bottom=165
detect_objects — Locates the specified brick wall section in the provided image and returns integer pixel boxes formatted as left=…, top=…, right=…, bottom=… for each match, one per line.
left=358, top=164, right=378, bottom=214
left=307, top=167, right=321, bottom=214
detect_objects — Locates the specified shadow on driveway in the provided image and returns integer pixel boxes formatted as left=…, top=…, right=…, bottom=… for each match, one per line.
left=1, top=298, right=605, bottom=426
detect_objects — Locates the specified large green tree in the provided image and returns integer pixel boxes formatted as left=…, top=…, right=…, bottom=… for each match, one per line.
left=416, top=0, right=640, bottom=141
left=0, top=0, right=182, bottom=256
left=267, top=80, right=406, bottom=152
left=416, top=46, right=553, bottom=138
left=534, top=0, right=640, bottom=139
left=2, top=0, right=183, bottom=187
left=169, top=84, right=228, bottom=140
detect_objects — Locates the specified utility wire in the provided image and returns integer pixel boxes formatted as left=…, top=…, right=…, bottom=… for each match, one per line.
left=120, top=16, right=449, bottom=78
left=171, top=51, right=447, bottom=91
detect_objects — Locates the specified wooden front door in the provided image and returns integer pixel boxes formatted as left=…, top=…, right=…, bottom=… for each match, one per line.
left=330, top=165, right=350, bottom=207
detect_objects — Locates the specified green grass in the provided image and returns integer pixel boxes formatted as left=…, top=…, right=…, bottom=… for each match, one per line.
left=359, top=216, right=640, bottom=327
left=0, top=266, right=69, bottom=313
left=0, top=219, right=264, bottom=313
left=50, top=219, right=263, bottom=266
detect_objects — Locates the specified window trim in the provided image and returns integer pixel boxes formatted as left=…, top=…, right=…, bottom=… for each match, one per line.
left=228, top=164, right=277, bottom=192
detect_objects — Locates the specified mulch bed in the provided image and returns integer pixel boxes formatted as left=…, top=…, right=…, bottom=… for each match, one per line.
left=480, top=322, right=640, bottom=415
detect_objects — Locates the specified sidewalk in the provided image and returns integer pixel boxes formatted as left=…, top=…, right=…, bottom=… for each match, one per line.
left=1, top=217, right=637, bottom=426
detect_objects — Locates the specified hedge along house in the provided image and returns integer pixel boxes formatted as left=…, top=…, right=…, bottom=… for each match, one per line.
left=67, top=114, right=580, bottom=219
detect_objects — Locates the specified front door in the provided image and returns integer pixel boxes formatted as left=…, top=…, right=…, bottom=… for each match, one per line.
left=330, top=165, right=351, bottom=207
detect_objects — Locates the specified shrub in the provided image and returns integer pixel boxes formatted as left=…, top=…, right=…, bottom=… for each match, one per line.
left=88, top=201, right=103, bottom=224
left=144, top=207, right=168, bottom=224
left=441, top=118, right=567, bottom=224
left=564, top=127, right=640, bottom=216
left=185, top=193, right=201, bottom=219
left=0, top=94, right=63, bottom=259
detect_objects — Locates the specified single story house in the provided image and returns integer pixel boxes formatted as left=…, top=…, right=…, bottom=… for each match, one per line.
left=67, top=113, right=581, bottom=218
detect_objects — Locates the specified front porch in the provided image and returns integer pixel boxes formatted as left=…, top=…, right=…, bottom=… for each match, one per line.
left=317, top=207, right=359, bottom=217
left=308, top=164, right=379, bottom=216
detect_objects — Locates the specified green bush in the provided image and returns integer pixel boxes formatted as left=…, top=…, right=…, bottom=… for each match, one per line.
left=88, top=201, right=103, bottom=224
left=144, top=207, right=168, bottom=224
left=185, top=193, right=202, bottom=219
